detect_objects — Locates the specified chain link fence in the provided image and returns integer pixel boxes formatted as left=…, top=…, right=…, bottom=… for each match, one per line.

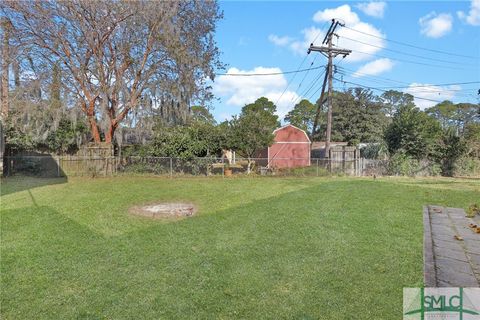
left=4, top=155, right=388, bottom=178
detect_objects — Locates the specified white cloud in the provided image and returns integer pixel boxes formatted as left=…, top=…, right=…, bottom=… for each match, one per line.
left=313, top=4, right=360, bottom=25
left=268, top=34, right=292, bottom=46
left=269, top=5, right=386, bottom=61
left=419, top=12, right=453, bottom=38
left=289, top=26, right=324, bottom=56
left=269, top=27, right=324, bottom=56
left=458, top=0, right=480, bottom=26
left=405, top=83, right=461, bottom=109
left=312, top=5, right=387, bottom=62
left=356, top=2, right=386, bottom=18
left=352, top=58, right=394, bottom=77
left=213, top=67, right=300, bottom=118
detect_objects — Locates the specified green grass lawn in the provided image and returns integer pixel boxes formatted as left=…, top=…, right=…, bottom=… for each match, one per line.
left=1, top=176, right=479, bottom=319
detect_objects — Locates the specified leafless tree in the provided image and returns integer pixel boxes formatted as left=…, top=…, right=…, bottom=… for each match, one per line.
left=1, top=17, right=11, bottom=120
left=1, top=0, right=222, bottom=143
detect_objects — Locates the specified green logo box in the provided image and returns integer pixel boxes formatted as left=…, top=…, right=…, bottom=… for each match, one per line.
left=404, top=288, right=480, bottom=319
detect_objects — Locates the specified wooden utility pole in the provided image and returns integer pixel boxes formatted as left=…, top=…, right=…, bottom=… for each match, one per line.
left=326, top=36, right=334, bottom=157
left=311, top=65, right=328, bottom=141
left=308, top=19, right=351, bottom=157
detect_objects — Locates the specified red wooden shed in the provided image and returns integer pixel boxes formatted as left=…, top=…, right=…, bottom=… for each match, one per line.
left=267, top=124, right=311, bottom=169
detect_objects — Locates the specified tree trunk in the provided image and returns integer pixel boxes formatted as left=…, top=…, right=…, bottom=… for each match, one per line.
left=88, top=116, right=101, bottom=143
left=105, top=123, right=117, bottom=144
left=247, top=157, right=252, bottom=174
left=1, top=18, right=10, bottom=120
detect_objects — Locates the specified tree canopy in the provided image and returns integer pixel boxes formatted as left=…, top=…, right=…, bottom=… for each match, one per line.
left=190, top=106, right=216, bottom=125
left=227, top=97, right=279, bottom=172
left=379, top=90, right=415, bottom=117
left=384, top=104, right=442, bottom=159
left=2, top=0, right=222, bottom=143
left=284, top=99, right=316, bottom=136
left=147, top=121, right=224, bottom=159
left=425, top=101, right=479, bottom=134
left=330, top=88, right=388, bottom=144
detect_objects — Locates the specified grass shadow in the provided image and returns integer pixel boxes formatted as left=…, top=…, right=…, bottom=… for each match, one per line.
left=1, top=175, right=68, bottom=197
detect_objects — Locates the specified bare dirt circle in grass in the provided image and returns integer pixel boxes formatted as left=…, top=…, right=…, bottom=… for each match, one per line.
left=129, top=202, right=197, bottom=219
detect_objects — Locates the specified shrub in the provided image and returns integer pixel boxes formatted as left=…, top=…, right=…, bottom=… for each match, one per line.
left=387, top=152, right=441, bottom=176
left=275, top=166, right=329, bottom=177
left=387, top=153, right=418, bottom=176
left=361, top=142, right=389, bottom=160
left=454, top=156, right=480, bottom=177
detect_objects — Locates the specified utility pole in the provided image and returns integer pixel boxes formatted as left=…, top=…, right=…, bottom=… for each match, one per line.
left=308, top=19, right=351, bottom=158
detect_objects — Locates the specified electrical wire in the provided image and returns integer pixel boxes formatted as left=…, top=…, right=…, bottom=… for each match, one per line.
left=215, top=65, right=325, bottom=76
left=290, top=57, right=318, bottom=102
left=291, top=66, right=327, bottom=105
left=299, top=67, right=327, bottom=99
left=338, top=35, right=478, bottom=67
left=372, top=82, right=479, bottom=90
left=340, top=25, right=479, bottom=60
left=274, top=54, right=309, bottom=106
left=349, top=49, right=469, bottom=70
left=336, top=67, right=480, bottom=89
left=334, top=78, right=444, bottom=103
left=288, top=21, right=336, bottom=104
left=336, top=66, right=409, bottom=85
left=335, top=68, right=479, bottom=99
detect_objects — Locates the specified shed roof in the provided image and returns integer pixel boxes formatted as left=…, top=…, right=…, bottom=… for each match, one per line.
left=273, top=124, right=311, bottom=143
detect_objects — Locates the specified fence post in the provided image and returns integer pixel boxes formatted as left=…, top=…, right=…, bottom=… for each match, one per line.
left=170, top=157, right=173, bottom=177
left=222, top=157, right=224, bottom=178
left=316, top=159, right=319, bottom=176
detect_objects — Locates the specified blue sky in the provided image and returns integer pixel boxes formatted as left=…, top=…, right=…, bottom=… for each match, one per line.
left=210, top=1, right=480, bottom=122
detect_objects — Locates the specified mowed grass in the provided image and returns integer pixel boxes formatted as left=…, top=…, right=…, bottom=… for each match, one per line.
left=1, top=176, right=479, bottom=319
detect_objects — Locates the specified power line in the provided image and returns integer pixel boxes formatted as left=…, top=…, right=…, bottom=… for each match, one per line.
left=349, top=49, right=469, bottom=70
left=341, top=25, right=479, bottom=60
left=373, top=82, right=480, bottom=90
left=215, top=65, right=325, bottom=76
left=274, top=54, right=309, bottom=106
left=337, top=66, right=410, bottom=85
left=308, top=78, right=327, bottom=101
left=334, top=78, right=444, bottom=103
left=338, top=35, right=477, bottom=67
left=306, top=64, right=346, bottom=102
left=334, top=68, right=479, bottom=100
left=292, top=66, right=327, bottom=105
left=336, top=67, right=480, bottom=99
left=300, top=67, right=327, bottom=98
left=219, top=22, right=331, bottom=78
left=280, top=22, right=328, bottom=106
left=336, top=68, right=480, bottom=89
left=336, top=76, right=478, bottom=96
left=290, top=57, right=318, bottom=102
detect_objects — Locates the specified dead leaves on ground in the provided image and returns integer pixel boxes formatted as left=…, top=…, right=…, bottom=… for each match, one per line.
left=468, top=223, right=480, bottom=234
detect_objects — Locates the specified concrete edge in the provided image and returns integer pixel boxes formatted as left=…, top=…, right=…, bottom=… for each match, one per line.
left=424, top=205, right=437, bottom=287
